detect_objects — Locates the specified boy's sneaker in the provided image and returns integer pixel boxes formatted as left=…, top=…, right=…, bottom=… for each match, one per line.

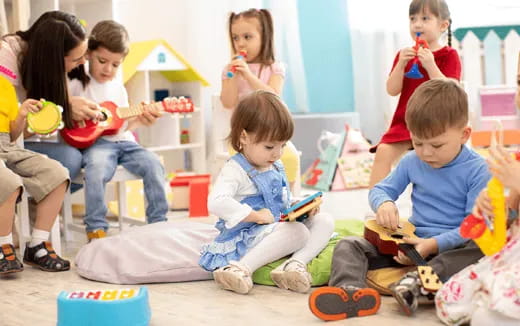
left=390, top=271, right=435, bottom=316
left=0, top=244, right=23, bottom=275
left=213, top=261, right=253, bottom=294
left=87, top=229, right=106, bottom=242
left=270, top=259, right=312, bottom=293
left=23, top=241, right=70, bottom=272
left=309, top=286, right=381, bottom=321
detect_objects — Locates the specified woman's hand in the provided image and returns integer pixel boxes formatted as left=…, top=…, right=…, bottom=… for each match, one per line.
left=18, top=99, right=43, bottom=118
left=70, top=96, right=100, bottom=121
left=376, top=201, right=400, bottom=230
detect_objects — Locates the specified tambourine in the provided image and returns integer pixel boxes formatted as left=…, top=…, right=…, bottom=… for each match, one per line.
left=27, top=101, right=64, bottom=135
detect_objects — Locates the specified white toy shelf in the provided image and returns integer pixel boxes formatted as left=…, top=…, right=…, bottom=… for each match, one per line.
left=122, top=39, right=210, bottom=174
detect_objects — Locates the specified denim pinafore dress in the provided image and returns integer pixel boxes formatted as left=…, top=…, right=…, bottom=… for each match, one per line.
left=199, top=153, right=290, bottom=271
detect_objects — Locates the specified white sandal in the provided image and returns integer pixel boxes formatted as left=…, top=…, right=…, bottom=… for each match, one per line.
left=213, top=261, right=253, bottom=294
left=270, top=259, right=312, bottom=293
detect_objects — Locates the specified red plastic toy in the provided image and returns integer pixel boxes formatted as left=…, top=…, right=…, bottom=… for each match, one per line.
left=405, top=32, right=429, bottom=79
left=226, top=50, right=247, bottom=78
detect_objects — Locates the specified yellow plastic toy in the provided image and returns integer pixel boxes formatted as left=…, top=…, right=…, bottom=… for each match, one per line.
left=460, top=123, right=507, bottom=256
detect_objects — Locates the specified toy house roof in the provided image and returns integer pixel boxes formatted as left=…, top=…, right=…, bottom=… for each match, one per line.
left=123, top=39, right=209, bottom=86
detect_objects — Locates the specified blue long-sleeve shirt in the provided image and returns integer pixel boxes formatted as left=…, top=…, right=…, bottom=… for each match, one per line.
left=369, top=145, right=491, bottom=253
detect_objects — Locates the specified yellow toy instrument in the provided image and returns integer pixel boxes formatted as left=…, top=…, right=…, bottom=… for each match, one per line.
left=27, top=101, right=63, bottom=135
left=460, top=122, right=508, bottom=256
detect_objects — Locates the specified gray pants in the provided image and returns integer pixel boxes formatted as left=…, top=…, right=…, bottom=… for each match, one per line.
left=329, top=236, right=483, bottom=288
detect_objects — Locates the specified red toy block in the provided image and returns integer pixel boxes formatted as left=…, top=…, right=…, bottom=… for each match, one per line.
left=188, top=177, right=210, bottom=217
left=170, top=174, right=210, bottom=217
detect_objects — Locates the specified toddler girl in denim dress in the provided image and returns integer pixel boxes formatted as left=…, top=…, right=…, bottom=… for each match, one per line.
left=199, top=91, right=334, bottom=294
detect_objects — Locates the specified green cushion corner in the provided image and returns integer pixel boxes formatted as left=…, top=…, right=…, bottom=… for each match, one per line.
left=252, top=219, right=364, bottom=286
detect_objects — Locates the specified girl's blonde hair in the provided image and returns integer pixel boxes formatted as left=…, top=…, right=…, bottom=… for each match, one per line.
left=409, top=0, right=452, bottom=46
left=228, top=90, right=293, bottom=152
left=228, top=8, right=275, bottom=65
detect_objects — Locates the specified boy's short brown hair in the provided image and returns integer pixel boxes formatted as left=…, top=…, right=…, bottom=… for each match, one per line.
left=405, top=78, right=468, bottom=139
left=228, top=90, right=294, bottom=152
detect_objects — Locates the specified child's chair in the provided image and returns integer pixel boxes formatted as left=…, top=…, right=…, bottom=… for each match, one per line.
left=13, top=137, right=61, bottom=255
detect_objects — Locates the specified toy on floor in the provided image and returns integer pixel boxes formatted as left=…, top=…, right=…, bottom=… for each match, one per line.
left=26, top=100, right=64, bottom=136
left=57, top=287, right=150, bottom=326
left=226, top=50, right=247, bottom=78
left=280, top=191, right=323, bottom=222
left=405, top=32, right=428, bottom=79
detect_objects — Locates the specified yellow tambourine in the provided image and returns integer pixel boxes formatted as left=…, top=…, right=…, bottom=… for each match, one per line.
left=27, top=101, right=64, bottom=135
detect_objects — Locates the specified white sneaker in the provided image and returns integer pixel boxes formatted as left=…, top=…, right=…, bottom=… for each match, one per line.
left=270, top=259, right=312, bottom=293
left=213, top=261, right=253, bottom=294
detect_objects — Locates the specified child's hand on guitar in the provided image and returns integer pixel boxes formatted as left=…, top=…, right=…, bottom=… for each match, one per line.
left=137, top=103, right=162, bottom=127
left=376, top=201, right=400, bottom=230
left=393, top=237, right=438, bottom=265
left=19, top=99, right=43, bottom=117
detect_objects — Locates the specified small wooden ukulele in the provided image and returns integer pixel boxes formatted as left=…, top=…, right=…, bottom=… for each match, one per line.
left=364, top=219, right=443, bottom=292
left=60, top=96, right=194, bottom=149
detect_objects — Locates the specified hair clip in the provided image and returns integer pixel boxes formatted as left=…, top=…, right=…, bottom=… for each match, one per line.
left=79, top=19, right=87, bottom=28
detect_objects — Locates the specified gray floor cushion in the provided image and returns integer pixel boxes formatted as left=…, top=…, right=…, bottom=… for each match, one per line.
left=75, top=221, right=218, bottom=284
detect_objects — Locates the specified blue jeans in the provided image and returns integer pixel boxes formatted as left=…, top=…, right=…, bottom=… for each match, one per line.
left=25, top=141, right=83, bottom=192
left=82, top=139, right=168, bottom=232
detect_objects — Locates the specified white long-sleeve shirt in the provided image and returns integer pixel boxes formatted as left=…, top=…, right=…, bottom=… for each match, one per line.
left=209, top=159, right=289, bottom=229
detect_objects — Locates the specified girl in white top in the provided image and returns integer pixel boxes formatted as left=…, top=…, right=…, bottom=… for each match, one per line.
left=200, top=91, right=334, bottom=294
left=68, top=21, right=168, bottom=240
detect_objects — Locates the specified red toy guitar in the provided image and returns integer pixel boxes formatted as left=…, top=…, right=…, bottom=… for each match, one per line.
left=60, top=96, right=194, bottom=149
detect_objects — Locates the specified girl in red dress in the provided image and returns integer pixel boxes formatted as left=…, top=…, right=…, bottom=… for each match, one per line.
left=369, top=0, right=461, bottom=188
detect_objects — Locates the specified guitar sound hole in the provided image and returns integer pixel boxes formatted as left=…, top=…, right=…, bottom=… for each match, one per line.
left=390, top=233, right=404, bottom=239
left=99, top=111, right=108, bottom=122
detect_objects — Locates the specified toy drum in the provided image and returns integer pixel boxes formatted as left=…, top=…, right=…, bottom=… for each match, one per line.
left=57, top=287, right=151, bottom=326
left=27, top=101, right=63, bottom=135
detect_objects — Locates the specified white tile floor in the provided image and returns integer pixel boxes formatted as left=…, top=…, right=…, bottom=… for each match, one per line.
left=2, top=187, right=445, bottom=326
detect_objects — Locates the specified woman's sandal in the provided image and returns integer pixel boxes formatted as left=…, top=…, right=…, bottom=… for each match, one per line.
left=23, top=241, right=70, bottom=272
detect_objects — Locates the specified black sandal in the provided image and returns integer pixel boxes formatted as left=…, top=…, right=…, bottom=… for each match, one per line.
left=23, top=241, right=70, bottom=272
left=0, top=244, right=23, bottom=275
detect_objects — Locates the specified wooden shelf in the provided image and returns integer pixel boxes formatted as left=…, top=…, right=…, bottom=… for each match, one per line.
left=147, top=143, right=203, bottom=152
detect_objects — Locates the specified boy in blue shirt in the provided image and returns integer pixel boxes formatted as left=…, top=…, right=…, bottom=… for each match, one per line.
left=308, top=78, right=490, bottom=321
